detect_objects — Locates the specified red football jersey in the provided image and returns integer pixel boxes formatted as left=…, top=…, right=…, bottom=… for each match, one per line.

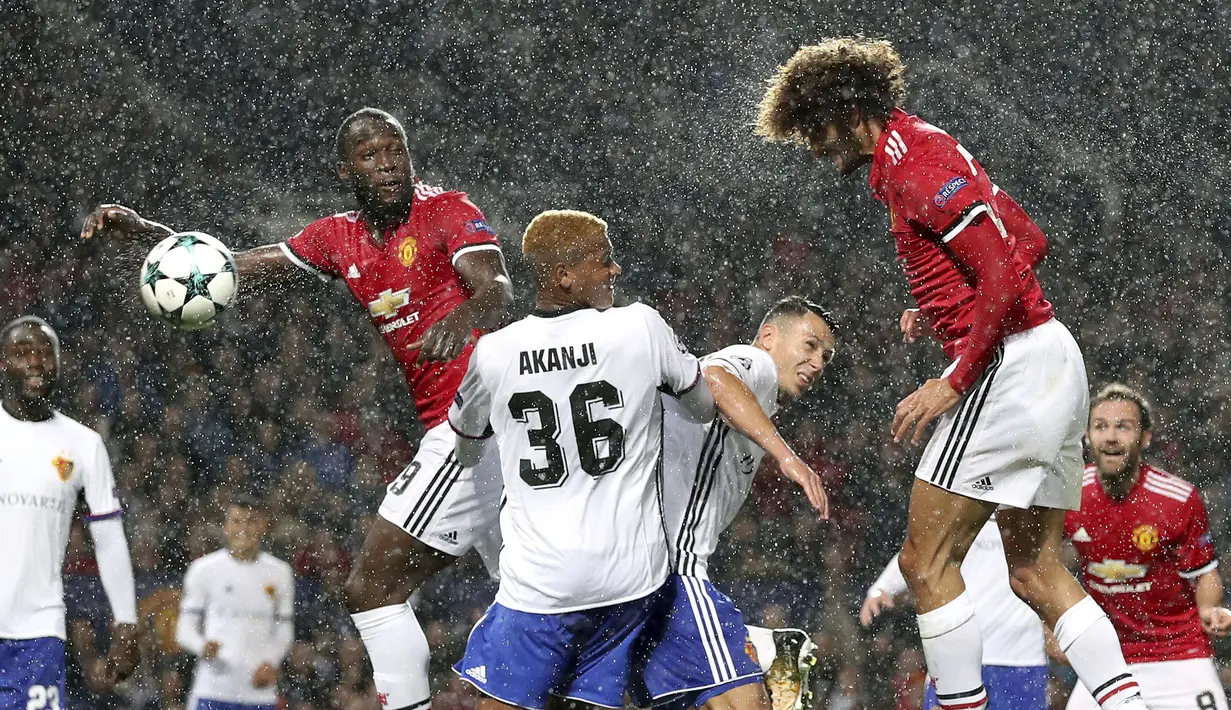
left=281, top=181, right=501, bottom=428
left=1064, top=463, right=1219, bottom=663
left=868, top=109, right=1053, bottom=366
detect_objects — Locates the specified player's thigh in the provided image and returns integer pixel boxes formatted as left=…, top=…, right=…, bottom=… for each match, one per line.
left=345, top=516, right=457, bottom=609
left=995, top=506, right=1066, bottom=569
left=902, top=477, right=997, bottom=569
left=377, top=423, right=502, bottom=559
left=701, top=679, right=770, bottom=710
left=637, top=576, right=762, bottom=707
left=0, top=639, right=65, bottom=710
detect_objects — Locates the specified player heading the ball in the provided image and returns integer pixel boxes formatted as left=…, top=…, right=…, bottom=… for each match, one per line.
left=757, top=38, right=1147, bottom=710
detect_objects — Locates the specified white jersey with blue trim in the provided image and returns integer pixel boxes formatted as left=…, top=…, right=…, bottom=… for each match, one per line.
left=662, top=344, right=778, bottom=579
left=449, top=303, right=702, bottom=613
left=0, top=404, right=122, bottom=640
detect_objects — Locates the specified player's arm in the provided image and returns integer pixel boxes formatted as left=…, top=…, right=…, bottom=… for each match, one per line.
left=1194, top=569, right=1231, bottom=637
left=1177, top=489, right=1230, bottom=636
left=254, top=564, right=295, bottom=689
left=80, top=204, right=307, bottom=282
left=991, top=186, right=1050, bottom=269
left=859, top=553, right=907, bottom=626
left=175, top=562, right=213, bottom=657
left=81, top=437, right=139, bottom=684
left=409, top=249, right=514, bottom=363
left=448, top=349, right=495, bottom=468
left=704, top=365, right=827, bottom=519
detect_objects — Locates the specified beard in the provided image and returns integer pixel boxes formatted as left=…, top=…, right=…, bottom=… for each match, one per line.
left=354, top=185, right=411, bottom=226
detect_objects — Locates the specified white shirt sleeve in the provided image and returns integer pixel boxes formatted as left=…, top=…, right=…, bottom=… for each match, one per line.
left=703, top=345, right=778, bottom=403
left=176, top=560, right=208, bottom=655
left=82, top=434, right=122, bottom=521
left=448, top=349, right=494, bottom=441
left=640, top=304, right=701, bottom=396
left=87, top=518, right=138, bottom=625
left=868, top=553, right=909, bottom=598
left=270, top=562, right=295, bottom=664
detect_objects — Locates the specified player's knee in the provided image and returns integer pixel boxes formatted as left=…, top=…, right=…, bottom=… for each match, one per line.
left=898, top=539, right=945, bottom=594
left=1006, top=559, right=1050, bottom=606
left=343, top=567, right=374, bottom=613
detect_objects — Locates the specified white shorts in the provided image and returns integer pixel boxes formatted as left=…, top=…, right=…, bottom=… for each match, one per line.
left=1066, top=657, right=1228, bottom=710
left=914, top=318, right=1088, bottom=510
left=378, top=422, right=503, bottom=573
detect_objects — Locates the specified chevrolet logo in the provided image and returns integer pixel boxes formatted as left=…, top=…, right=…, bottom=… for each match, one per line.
left=367, top=288, right=411, bottom=319
left=1087, top=559, right=1148, bottom=582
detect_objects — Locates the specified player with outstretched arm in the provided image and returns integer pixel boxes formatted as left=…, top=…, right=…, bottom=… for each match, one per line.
left=82, top=108, right=513, bottom=710
left=756, top=38, right=1147, bottom=710
left=0, top=316, right=140, bottom=710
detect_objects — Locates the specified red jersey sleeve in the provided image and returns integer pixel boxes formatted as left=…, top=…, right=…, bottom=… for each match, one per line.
left=992, top=187, right=1049, bottom=268
left=891, top=157, right=986, bottom=244
left=281, top=217, right=341, bottom=281
left=434, top=194, right=501, bottom=266
left=1178, top=490, right=1219, bottom=579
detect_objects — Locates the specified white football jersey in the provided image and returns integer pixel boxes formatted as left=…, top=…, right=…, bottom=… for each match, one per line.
left=0, top=404, right=122, bottom=640
left=870, top=519, right=1046, bottom=666
left=450, top=303, right=701, bottom=613
left=179, top=550, right=295, bottom=705
left=662, top=345, right=778, bottom=579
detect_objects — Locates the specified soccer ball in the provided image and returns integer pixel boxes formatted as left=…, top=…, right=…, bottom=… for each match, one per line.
left=138, top=232, right=239, bottom=330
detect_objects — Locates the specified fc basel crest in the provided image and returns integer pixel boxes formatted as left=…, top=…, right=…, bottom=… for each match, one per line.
left=52, top=455, right=74, bottom=481
left=398, top=236, right=418, bottom=267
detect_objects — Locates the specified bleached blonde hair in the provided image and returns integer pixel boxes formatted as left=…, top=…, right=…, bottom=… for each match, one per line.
left=522, top=210, right=608, bottom=286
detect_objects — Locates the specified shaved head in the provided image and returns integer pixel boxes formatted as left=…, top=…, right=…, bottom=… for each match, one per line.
left=335, top=107, right=408, bottom=162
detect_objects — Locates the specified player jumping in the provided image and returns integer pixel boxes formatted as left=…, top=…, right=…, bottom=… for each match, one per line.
left=1064, top=384, right=1231, bottom=710
left=0, top=316, right=140, bottom=709
left=81, top=108, right=514, bottom=710
left=448, top=209, right=714, bottom=710
left=641, top=296, right=835, bottom=710
left=756, top=39, right=1147, bottom=710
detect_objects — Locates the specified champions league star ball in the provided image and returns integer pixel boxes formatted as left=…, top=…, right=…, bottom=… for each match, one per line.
left=138, top=232, right=239, bottom=330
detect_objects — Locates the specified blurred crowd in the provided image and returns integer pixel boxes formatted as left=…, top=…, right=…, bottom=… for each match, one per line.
left=4, top=0, right=1231, bottom=708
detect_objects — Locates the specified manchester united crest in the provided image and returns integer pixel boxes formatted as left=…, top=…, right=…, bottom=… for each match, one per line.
left=51, top=455, right=74, bottom=481
left=1131, top=524, right=1160, bottom=553
left=398, top=236, right=418, bottom=267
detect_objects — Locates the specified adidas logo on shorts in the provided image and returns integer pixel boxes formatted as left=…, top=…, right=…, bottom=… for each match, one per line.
left=972, top=476, right=994, bottom=492
left=466, top=665, right=487, bottom=683
left=439, top=531, right=458, bottom=545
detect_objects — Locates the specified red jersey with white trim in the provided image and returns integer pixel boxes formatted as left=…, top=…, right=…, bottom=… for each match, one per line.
left=868, top=109, right=1053, bottom=364
left=1064, top=463, right=1218, bottom=663
left=281, top=182, right=501, bottom=428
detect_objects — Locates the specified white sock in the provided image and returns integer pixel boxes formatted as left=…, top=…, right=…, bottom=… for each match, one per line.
left=745, top=625, right=776, bottom=674
left=1054, top=596, right=1142, bottom=710
left=352, top=603, right=432, bottom=710
left=916, top=592, right=987, bottom=710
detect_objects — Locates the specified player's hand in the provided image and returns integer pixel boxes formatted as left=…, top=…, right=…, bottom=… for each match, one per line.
left=1200, top=606, right=1231, bottom=637
left=893, top=378, right=961, bottom=445
left=899, top=308, right=933, bottom=344
left=859, top=590, right=895, bottom=626
left=252, top=661, right=279, bottom=688
left=203, top=640, right=222, bottom=660
left=103, top=622, right=141, bottom=685
left=80, top=204, right=148, bottom=241
left=777, top=454, right=829, bottom=520
left=406, top=310, right=478, bottom=364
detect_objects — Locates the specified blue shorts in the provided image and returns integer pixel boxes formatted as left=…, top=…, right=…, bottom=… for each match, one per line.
left=194, top=700, right=277, bottom=710
left=923, top=665, right=1048, bottom=710
left=0, top=638, right=65, bottom=710
left=453, top=587, right=668, bottom=710
left=633, top=575, right=763, bottom=710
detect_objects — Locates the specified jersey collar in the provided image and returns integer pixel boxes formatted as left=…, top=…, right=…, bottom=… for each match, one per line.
left=867, top=108, right=911, bottom=201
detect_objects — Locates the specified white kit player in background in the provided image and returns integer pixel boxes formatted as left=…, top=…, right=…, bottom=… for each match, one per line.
left=448, top=210, right=714, bottom=710
left=0, top=316, right=140, bottom=709
left=641, top=296, right=835, bottom=710
left=176, top=494, right=294, bottom=710
left=861, top=519, right=1048, bottom=710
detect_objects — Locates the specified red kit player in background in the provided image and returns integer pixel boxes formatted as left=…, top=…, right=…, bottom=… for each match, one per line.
left=756, top=39, right=1148, bottom=710
left=81, top=108, right=514, bottom=710
left=1064, top=384, right=1231, bottom=710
